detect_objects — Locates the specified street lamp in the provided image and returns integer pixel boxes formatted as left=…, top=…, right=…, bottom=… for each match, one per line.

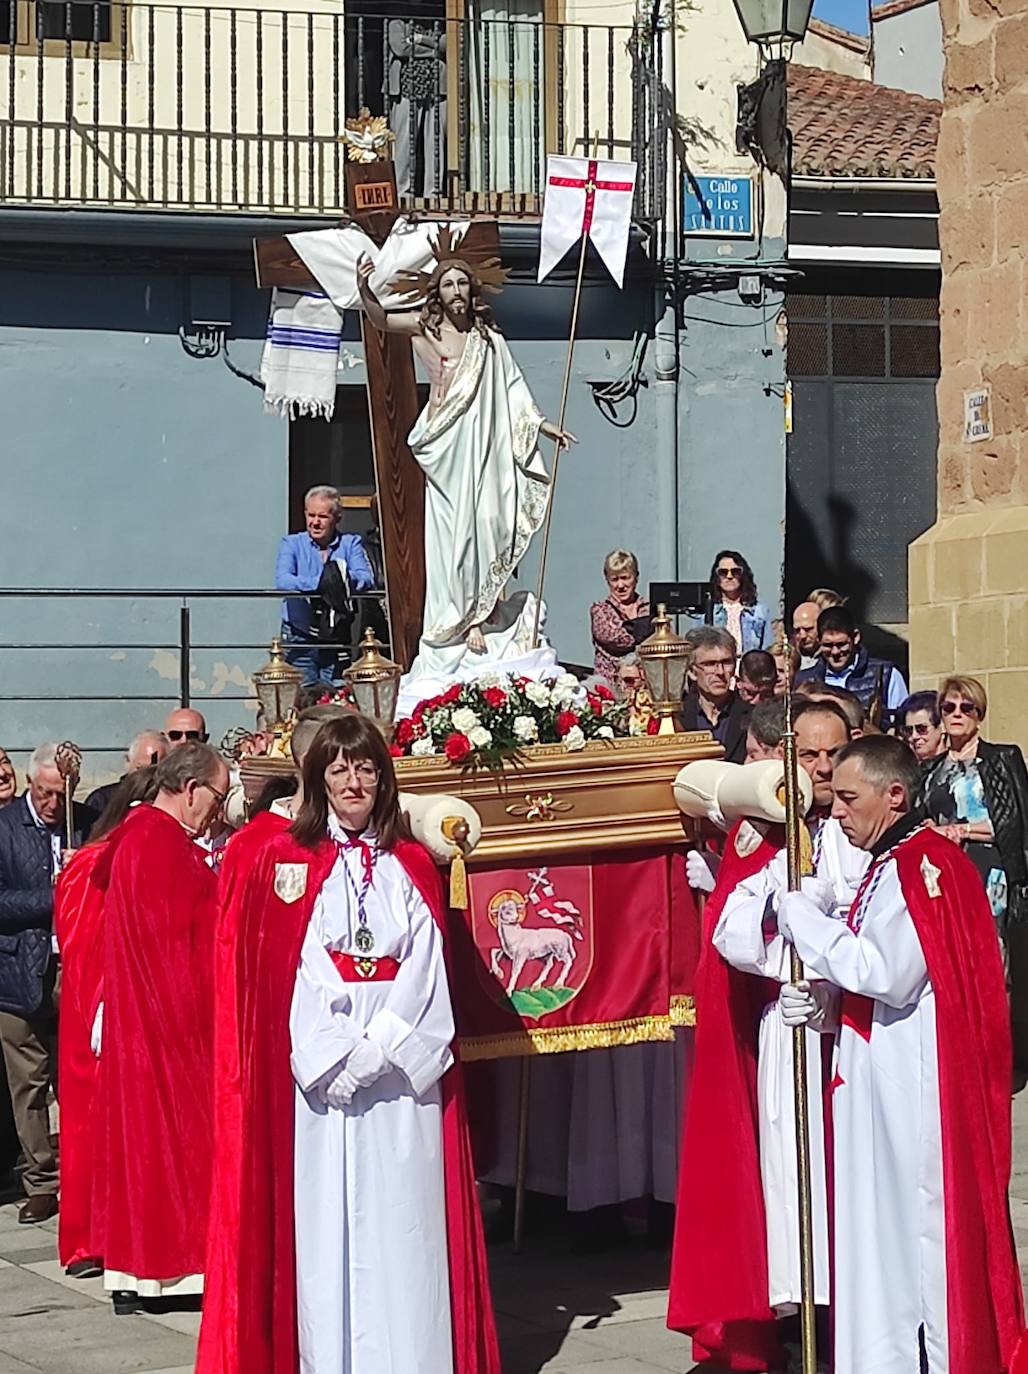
left=732, top=0, right=814, bottom=58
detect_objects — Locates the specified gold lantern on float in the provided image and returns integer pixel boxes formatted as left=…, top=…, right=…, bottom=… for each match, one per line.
left=252, top=638, right=303, bottom=733
left=344, top=628, right=402, bottom=733
left=636, top=604, right=691, bottom=734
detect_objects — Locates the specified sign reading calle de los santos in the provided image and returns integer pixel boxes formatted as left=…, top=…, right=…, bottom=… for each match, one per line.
left=684, top=175, right=754, bottom=237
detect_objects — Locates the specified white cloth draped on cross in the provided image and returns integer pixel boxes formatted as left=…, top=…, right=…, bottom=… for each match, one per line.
left=537, top=155, right=637, bottom=287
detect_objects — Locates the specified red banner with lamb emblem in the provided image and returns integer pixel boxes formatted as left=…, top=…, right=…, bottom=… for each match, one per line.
left=448, top=846, right=699, bottom=1060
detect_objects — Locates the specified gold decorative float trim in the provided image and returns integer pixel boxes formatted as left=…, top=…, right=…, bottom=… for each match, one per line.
left=669, top=994, right=696, bottom=1027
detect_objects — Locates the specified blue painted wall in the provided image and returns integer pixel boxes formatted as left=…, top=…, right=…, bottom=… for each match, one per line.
left=0, top=250, right=785, bottom=783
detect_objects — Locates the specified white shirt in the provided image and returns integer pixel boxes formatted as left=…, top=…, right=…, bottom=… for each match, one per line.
left=26, top=792, right=62, bottom=878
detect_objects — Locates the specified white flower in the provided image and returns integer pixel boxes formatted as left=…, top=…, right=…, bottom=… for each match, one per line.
left=555, top=672, right=579, bottom=690
left=563, top=725, right=586, bottom=752
left=474, top=671, right=506, bottom=689
left=468, top=725, right=493, bottom=748
left=411, top=736, right=437, bottom=757
left=513, top=715, right=539, bottom=742
left=451, top=707, right=480, bottom=733
left=525, top=681, right=551, bottom=707
left=550, top=684, right=577, bottom=707
left=597, top=726, right=614, bottom=739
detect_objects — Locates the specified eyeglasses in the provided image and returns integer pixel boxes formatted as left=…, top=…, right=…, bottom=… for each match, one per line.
left=331, top=762, right=380, bottom=786
left=695, top=657, right=735, bottom=673
left=900, top=722, right=934, bottom=737
left=199, top=781, right=229, bottom=809
left=168, top=729, right=206, bottom=742
left=716, top=567, right=743, bottom=579
left=940, top=700, right=979, bottom=717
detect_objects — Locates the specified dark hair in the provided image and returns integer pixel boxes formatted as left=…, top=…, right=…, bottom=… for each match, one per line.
left=91, top=765, right=161, bottom=842
left=708, top=549, right=758, bottom=607
left=290, top=713, right=411, bottom=852
left=420, top=260, right=494, bottom=341
left=155, top=742, right=225, bottom=794
left=792, top=696, right=852, bottom=738
left=817, top=605, right=857, bottom=638
left=251, top=775, right=297, bottom=817
left=898, top=690, right=940, bottom=728
left=835, top=734, right=921, bottom=806
left=794, top=680, right=865, bottom=731
left=749, top=698, right=786, bottom=749
left=738, top=649, right=777, bottom=689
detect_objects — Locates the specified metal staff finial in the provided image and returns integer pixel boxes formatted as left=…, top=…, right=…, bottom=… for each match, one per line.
left=55, top=740, right=82, bottom=853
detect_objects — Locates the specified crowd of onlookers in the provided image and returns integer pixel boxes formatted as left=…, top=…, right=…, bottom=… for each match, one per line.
left=590, top=543, right=1028, bottom=958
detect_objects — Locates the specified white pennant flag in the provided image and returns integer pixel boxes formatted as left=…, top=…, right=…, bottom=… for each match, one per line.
left=538, top=155, right=637, bottom=288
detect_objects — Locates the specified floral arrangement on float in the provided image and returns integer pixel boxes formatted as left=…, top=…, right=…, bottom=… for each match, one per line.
left=391, top=672, right=641, bottom=766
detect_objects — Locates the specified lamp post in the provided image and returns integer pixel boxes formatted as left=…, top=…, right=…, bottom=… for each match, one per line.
left=731, top=0, right=814, bottom=59
left=344, top=628, right=402, bottom=736
left=636, top=605, right=691, bottom=735
left=731, top=0, right=813, bottom=175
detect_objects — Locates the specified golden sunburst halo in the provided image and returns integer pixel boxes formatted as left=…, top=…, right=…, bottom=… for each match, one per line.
left=389, top=225, right=510, bottom=304
left=341, top=108, right=395, bottom=163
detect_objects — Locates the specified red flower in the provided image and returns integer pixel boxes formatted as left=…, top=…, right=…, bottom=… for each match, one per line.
left=395, top=717, right=416, bottom=746
left=388, top=742, right=404, bottom=757
left=482, top=686, right=507, bottom=709
left=441, top=684, right=462, bottom=705
left=444, top=732, right=472, bottom=763
left=587, top=694, right=603, bottom=716
left=556, top=709, right=579, bottom=738
left=595, top=683, right=615, bottom=700
left=412, top=701, right=425, bottom=724
left=646, top=715, right=660, bottom=736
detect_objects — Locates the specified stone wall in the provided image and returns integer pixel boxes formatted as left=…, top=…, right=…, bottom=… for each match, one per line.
left=908, top=0, right=1028, bottom=748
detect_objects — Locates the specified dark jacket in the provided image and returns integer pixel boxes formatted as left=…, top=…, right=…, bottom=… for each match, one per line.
left=679, top=691, right=751, bottom=765
left=918, top=740, right=1028, bottom=924
left=795, top=645, right=892, bottom=708
left=0, top=796, right=96, bottom=1014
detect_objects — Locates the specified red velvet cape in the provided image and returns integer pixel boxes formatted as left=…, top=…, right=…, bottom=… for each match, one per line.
left=94, top=804, right=216, bottom=1279
left=667, top=822, right=785, bottom=1372
left=894, top=828, right=1025, bottom=1372
left=195, top=827, right=501, bottom=1374
left=54, top=844, right=107, bottom=1266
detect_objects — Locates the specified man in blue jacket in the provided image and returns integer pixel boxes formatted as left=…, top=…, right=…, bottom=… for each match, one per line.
left=275, top=485, right=375, bottom=686
left=0, top=744, right=95, bottom=1223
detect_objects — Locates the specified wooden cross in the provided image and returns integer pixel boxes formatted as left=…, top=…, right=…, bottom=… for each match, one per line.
left=253, top=161, right=503, bottom=670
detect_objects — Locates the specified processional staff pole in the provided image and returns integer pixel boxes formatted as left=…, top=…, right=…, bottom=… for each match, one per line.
left=781, top=681, right=818, bottom=1374
left=55, top=741, right=82, bottom=854
left=530, top=133, right=600, bottom=651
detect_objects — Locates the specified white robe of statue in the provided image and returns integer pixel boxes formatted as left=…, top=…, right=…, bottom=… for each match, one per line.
left=713, top=815, right=869, bottom=1310
left=784, top=856, right=947, bottom=1374
left=400, top=325, right=559, bottom=699
left=288, top=817, right=455, bottom=1374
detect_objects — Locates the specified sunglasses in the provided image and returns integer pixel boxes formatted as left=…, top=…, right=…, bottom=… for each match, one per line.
left=168, top=729, right=206, bottom=741
left=900, top=722, right=934, bottom=737
left=940, top=700, right=979, bottom=717
left=717, top=567, right=743, bottom=579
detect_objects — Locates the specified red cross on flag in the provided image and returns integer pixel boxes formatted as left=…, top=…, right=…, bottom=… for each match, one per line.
left=538, top=155, right=638, bottom=288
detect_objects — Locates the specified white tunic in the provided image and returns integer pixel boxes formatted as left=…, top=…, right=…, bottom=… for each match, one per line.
left=288, top=820, right=456, bottom=1374
left=786, top=855, right=947, bottom=1374
left=713, top=816, right=869, bottom=1309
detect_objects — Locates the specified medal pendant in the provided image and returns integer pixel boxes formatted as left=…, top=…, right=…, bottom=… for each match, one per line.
left=355, top=925, right=375, bottom=954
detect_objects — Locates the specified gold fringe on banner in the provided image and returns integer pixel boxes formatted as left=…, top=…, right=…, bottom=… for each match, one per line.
left=459, top=1014, right=676, bottom=1062
left=669, top=994, right=696, bottom=1026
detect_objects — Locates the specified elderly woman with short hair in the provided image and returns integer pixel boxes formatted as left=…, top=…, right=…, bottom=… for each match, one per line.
left=918, top=674, right=1028, bottom=939
left=590, top=549, right=651, bottom=691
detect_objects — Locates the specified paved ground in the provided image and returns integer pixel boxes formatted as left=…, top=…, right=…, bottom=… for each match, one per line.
left=5, top=1092, right=1028, bottom=1374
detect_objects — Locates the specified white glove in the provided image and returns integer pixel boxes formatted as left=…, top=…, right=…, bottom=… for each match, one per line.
left=686, top=848, right=718, bottom=894
left=798, top=876, right=836, bottom=913
left=343, top=1036, right=389, bottom=1089
left=779, top=981, right=817, bottom=1027
left=779, top=980, right=836, bottom=1032
left=90, top=1002, right=104, bottom=1058
left=323, top=1064, right=360, bottom=1110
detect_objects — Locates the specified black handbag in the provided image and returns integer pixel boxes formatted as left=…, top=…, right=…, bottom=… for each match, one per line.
left=0, top=927, right=50, bottom=1017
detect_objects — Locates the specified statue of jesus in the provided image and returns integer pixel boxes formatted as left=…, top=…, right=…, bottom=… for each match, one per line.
left=356, top=243, right=574, bottom=680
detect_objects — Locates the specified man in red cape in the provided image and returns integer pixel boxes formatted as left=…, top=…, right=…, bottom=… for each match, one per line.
left=779, top=735, right=1025, bottom=1373
left=196, top=716, right=500, bottom=1374
left=93, top=742, right=228, bottom=1310
left=667, top=815, right=786, bottom=1371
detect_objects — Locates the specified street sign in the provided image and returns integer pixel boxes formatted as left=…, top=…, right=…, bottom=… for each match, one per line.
left=684, top=175, right=754, bottom=237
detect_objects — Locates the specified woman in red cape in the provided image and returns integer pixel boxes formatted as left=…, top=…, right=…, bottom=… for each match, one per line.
left=196, top=713, right=500, bottom=1374
left=53, top=769, right=159, bottom=1272
left=667, top=820, right=786, bottom=1372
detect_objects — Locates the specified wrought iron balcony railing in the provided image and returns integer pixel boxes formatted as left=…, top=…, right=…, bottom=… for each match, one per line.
left=0, top=1, right=666, bottom=221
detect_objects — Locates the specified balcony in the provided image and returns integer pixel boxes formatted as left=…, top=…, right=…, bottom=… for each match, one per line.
left=0, top=1, right=666, bottom=222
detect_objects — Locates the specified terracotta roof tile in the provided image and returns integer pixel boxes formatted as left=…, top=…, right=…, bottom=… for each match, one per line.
left=787, top=63, right=940, bottom=179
